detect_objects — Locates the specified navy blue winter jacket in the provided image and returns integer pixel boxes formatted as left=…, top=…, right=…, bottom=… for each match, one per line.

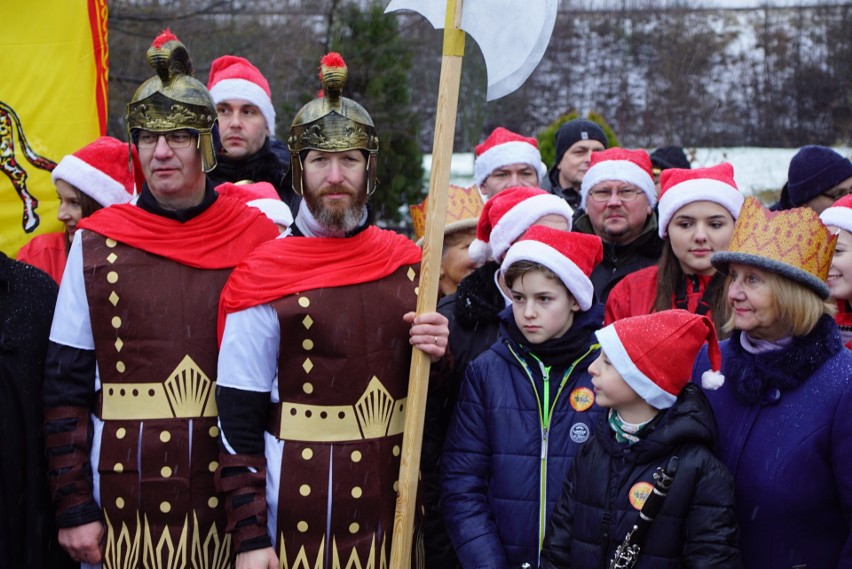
left=540, top=384, right=742, bottom=569
left=441, top=305, right=604, bottom=569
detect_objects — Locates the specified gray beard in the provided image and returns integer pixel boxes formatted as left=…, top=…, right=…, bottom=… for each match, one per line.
left=303, top=186, right=368, bottom=234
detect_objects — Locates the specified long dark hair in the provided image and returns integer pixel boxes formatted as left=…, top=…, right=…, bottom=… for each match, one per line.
left=652, top=241, right=730, bottom=338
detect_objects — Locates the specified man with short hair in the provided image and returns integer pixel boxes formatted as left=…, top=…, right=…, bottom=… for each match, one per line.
left=207, top=55, right=298, bottom=212
left=544, top=118, right=608, bottom=209
left=214, top=52, right=449, bottom=569
left=574, top=147, right=663, bottom=302
left=42, top=31, right=279, bottom=567
left=474, top=127, right=547, bottom=199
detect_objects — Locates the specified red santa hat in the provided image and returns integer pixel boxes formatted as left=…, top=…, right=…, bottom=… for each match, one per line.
left=501, top=226, right=603, bottom=311
left=657, top=162, right=744, bottom=238
left=595, top=310, right=724, bottom=410
left=469, top=186, right=574, bottom=264
left=580, top=148, right=656, bottom=209
left=474, top=127, right=547, bottom=186
left=51, top=136, right=140, bottom=206
left=216, top=181, right=292, bottom=228
left=819, top=194, right=852, bottom=234
left=207, top=55, right=276, bottom=136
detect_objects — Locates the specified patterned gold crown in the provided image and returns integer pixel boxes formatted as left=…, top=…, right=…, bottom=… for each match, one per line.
left=712, top=197, right=837, bottom=298
left=409, top=184, right=484, bottom=243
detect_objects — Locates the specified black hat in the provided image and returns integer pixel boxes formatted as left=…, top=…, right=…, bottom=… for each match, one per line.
left=554, top=119, right=608, bottom=166
left=787, top=145, right=852, bottom=207
left=650, top=146, right=691, bottom=171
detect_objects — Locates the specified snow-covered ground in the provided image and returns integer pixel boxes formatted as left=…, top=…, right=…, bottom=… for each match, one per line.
left=423, top=147, right=852, bottom=199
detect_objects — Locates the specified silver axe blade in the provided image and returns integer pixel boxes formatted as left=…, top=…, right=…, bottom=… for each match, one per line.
left=385, top=0, right=557, bottom=100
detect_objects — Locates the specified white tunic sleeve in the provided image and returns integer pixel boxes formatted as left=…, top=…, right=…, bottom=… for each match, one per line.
left=217, top=303, right=280, bottom=397
left=49, top=230, right=94, bottom=350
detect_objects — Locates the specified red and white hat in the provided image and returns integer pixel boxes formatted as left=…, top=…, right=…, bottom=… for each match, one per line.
left=657, top=162, right=744, bottom=238
left=595, top=309, right=724, bottom=410
left=474, top=127, right=547, bottom=187
left=469, top=186, right=574, bottom=264
left=216, top=181, right=292, bottom=228
left=580, top=148, right=656, bottom=209
left=207, top=55, right=276, bottom=136
left=52, top=136, right=140, bottom=206
left=501, top=226, right=603, bottom=311
left=820, top=194, right=852, bottom=234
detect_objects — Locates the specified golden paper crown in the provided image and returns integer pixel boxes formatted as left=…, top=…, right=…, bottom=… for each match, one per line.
left=409, top=185, right=485, bottom=243
left=712, top=198, right=837, bottom=298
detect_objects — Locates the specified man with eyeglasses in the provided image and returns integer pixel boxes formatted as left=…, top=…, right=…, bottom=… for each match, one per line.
left=42, top=31, right=278, bottom=568
left=770, top=145, right=852, bottom=214
left=573, top=148, right=664, bottom=302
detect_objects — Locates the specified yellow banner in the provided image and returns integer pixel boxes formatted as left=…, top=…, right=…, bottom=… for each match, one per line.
left=0, top=0, right=108, bottom=256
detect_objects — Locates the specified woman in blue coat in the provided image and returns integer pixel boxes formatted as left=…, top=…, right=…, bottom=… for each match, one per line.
left=691, top=198, right=852, bottom=568
left=441, top=227, right=606, bottom=569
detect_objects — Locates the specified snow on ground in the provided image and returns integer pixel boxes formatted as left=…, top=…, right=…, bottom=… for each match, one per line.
left=423, top=147, right=852, bottom=200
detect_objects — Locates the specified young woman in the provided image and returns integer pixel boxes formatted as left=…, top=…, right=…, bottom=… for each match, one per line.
left=441, top=226, right=605, bottom=569
left=605, top=163, right=744, bottom=336
left=820, top=194, right=852, bottom=348
left=16, top=136, right=139, bottom=283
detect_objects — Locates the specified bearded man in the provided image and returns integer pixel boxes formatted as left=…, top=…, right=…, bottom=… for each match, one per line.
left=214, top=53, right=449, bottom=569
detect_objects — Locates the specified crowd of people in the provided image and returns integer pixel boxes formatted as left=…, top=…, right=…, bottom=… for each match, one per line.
left=2, top=27, right=851, bottom=569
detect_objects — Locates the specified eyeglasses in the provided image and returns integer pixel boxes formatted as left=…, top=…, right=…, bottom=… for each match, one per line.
left=587, top=187, right=644, bottom=203
left=136, top=130, right=195, bottom=149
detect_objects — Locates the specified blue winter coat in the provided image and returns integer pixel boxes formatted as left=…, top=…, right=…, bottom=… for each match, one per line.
left=540, top=384, right=742, bottom=569
left=441, top=306, right=604, bottom=569
left=691, top=315, right=852, bottom=569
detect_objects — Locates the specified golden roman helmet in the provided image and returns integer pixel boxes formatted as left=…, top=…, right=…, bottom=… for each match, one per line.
left=287, top=52, right=380, bottom=196
left=126, top=29, right=218, bottom=172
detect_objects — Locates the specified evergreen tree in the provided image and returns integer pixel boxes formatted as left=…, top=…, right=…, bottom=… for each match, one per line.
left=330, top=0, right=424, bottom=227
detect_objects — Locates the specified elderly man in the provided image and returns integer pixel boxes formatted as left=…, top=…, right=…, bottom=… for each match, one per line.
left=474, top=127, right=547, bottom=199
left=42, top=31, right=279, bottom=568
left=573, top=147, right=663, bottom=302
left=544, top=118, right=608, bottom=209
left=215, top=52, right=449, bottom=569
left=207, top=55, right=299, bottom=213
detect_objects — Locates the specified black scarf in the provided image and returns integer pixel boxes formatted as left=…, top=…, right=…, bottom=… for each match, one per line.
left=723, top=314, right=843, bottom=405
left=454, top=261, right=505, bottom=329
left=137, top=180, right=217, bottom=222
left=211, top=139, right=288, bottom=188
left=500, top=302, right=604, bottom=371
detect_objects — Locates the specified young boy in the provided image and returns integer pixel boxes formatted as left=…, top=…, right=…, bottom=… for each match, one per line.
left=540, top=310, right=742, bottom=568
left=441, top=225, right=606, bottom=569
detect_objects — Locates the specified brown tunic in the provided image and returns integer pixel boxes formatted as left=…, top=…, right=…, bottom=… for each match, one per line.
left=267, top=263, right=423, bottom=569
left=82, top=232, right=232, bottom=569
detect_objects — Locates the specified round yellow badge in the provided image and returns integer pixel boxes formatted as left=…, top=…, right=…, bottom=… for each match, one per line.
left=628, top=481, right=654, bottom=510
left=570, top=387, right=595, bottom=412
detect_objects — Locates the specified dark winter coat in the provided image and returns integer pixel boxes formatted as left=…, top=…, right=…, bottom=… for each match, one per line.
left=441, top=304, right=605, bottom=569
left=0, top=254, right=74, bottom=568
left=540, top=384, right=742, bottom=569
left=573, top=213, right=664, bottom=303
left=208, top=136, right=300, bottom=213
left=691, top=315, right=852, bottom=569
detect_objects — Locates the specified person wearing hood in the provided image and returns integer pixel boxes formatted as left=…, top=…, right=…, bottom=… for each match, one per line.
left=543, top=118, right=608, bottom=210
left=441, top=226, right=606, bottom=569
left=541, top=310, right=741, bottom=569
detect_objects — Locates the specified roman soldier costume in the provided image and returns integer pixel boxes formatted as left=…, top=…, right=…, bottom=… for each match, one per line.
left=216, top=54, right=424, bottom=569
left=43, top=31, right=278, bottom=569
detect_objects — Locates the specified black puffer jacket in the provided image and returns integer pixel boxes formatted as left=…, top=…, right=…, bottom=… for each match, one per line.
left=541, top=384, right=742, bottom=569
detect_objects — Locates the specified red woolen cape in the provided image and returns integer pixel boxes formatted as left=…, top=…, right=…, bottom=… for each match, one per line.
left=218, top=225, right=422, bottom=342
left=77, top=195, right=279, bottom=269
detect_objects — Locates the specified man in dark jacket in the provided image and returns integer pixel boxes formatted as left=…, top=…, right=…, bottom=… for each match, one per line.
left=573, top=147, right=663, bottom=302
left=543, top=118, right=608, bottom=209
left=207, top=55, right=299, bottom=213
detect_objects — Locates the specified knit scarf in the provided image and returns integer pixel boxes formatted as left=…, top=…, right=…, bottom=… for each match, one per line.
left=723, top=314, right=843, bottom=405
left=608, top=409, right=652, bottom=445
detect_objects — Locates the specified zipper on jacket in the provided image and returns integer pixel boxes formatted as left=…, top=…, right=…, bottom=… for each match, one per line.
left=505, top=342, right=600, bottom=561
